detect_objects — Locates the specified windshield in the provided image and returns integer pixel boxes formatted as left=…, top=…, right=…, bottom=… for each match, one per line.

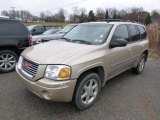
left=63, top=24, right=113, bottom=45
left=60, top=25, right=76, bottom=33
left=27, top=26, right=35, bottom=31
left=43, top=29, right=54, bottom=35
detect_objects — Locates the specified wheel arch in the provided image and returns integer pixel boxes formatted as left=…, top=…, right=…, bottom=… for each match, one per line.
left=0, top=46, right=19, bottom=55
left=142, top=49, right=149, bottom=61
left=76, top=66, right=105, bottom=87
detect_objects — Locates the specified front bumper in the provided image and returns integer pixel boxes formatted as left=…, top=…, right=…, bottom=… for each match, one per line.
left=16, top=65, right=77, bottom=102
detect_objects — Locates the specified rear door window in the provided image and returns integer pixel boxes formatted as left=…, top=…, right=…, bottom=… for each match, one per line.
left=34, top=26, right=45, bottom=33
left=128, top=25, right=140, bottom=42
left=0, top=20, right=28, bottom=36
left=45, top=26, right=51, bottom=30
left=137, top=26, right=147, bottom=39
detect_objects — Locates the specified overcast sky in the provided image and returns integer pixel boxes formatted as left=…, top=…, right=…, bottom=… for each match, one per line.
left=0, top=0, right=160, bottom=16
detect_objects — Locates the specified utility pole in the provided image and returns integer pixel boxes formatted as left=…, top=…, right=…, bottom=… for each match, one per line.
left=10, top=7, right=16, bottom=18
left=138, top=16, right=140, bottom=23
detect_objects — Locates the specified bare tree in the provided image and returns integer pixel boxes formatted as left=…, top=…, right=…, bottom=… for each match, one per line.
left=79, top=8, right=87, bottom=22
left=55, top=8, right=66, bottom=22
left=40, top=12, right=46, bottom=21
left=151, top=9, right=160, bottom=23
left=1, top=10, right=9, bottom=16
left=72, top=7, right=79, bottom=22
left=107, top=8, right=118, bottom=19
left=127, top=7, right=145, bottom=22
left=119, top=9, right=127, bottom=20
left=96, top=8, right=105, bottom=20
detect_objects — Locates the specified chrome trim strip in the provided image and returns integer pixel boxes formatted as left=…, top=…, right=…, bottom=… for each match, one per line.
left=21, top=68, right=33, bottom=78
left=111, top=54, right=140, bottom=68
left=21, top=56, right=39, bottom=65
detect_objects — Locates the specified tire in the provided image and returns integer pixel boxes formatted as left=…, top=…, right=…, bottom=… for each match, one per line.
left=73, top=72, right=101, bottom=110
left=132, top=54, right=146, bottom=74
left=0, top=50, right=18, bottom=73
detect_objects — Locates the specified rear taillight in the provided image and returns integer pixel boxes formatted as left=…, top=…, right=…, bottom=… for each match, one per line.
left=28, top=34, right=33, bottom=46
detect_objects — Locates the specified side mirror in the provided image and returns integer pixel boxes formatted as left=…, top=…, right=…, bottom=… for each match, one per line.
left=109, top=39, right=127, bottom=48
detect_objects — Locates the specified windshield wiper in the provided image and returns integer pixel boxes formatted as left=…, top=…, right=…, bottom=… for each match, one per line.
left=61, top=37, right=72, bottom=42
left=72, top=39, right=92, bottom=45
left=62, top=38, right=92, bottom=45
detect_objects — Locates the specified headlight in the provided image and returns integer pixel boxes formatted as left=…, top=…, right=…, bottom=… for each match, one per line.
left=45, top=65, right=71, bottom=80
left=36, top=39, right=42, bottom=44
left=32, top=39, right=42, bottom=45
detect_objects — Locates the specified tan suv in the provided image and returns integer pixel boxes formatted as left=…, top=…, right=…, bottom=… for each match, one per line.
left=16, top=21, right=148, bottom=110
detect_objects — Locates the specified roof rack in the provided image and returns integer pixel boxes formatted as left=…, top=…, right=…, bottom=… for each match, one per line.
left=97, top=19, right=123, bottom=22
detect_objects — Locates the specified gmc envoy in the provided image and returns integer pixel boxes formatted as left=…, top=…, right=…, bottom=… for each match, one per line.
left=16, top=21, right=148, bottom=110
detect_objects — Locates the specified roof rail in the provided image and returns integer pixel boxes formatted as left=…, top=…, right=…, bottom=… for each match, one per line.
left=97, top=19, right=123, bottom=22
left=125, top=20, right=139, bottom=23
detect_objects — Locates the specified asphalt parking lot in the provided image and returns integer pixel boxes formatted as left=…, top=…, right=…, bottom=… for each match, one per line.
left=0, top=59, right=160, bottom=120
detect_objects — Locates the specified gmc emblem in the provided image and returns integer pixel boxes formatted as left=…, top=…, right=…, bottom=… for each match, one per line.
left=23, top=62, right=32, bottom=69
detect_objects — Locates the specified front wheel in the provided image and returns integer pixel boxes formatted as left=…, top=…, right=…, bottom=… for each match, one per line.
left=0, top=50, right=18, bottom=73
left=73, top=72, right=101, bottom=110
left=132, top=54, right=146, bottom=74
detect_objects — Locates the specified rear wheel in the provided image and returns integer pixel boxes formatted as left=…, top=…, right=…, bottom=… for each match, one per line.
left=0, top=50, right=18, bottom=73
left=132, top=54, right=146, bottom=74
left=73, top=72, right=101, bottom=110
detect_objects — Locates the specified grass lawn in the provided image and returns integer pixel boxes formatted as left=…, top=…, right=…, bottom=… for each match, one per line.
left=25, top=22, right=70, bottom=27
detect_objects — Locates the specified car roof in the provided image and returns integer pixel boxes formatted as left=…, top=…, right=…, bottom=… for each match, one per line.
left=28, top=25, right=43, bottom=27
left=0, top=17, right=19, bottom=22
left=46, top=28, right=62, bottom=31
left=67, top=23, right=78, bottom=26
left=28, top=24, right=63, bottom=27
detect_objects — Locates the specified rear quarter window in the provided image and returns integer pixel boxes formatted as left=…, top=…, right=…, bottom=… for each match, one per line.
left=137, top=26, right=147, bottom=39
left=0, top=20, right=28, bottom=36
left=45, top=27, right=51, bottom=30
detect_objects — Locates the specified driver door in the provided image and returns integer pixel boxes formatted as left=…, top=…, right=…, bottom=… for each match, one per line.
left=105, top=24, right=132, bottom=78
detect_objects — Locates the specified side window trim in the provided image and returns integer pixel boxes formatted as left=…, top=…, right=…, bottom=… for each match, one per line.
left=127, top=24, right=132, bottom=43
left=135, top=25, right=141, bottom=41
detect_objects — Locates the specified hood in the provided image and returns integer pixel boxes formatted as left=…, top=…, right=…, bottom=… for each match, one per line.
left=22, top=40, right=97, bottom=64
left=32, top=34, right=58, bottom=40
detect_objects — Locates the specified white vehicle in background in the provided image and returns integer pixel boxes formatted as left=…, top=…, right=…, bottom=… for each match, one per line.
left=32, top=29, right=62, bottom=45
left=0, top=16, right=10, bottom=18
left=33, top=24, right=78, bottom=45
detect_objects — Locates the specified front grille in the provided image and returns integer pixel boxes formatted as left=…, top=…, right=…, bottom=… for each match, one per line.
left=21, top=58, right=39, bottom=78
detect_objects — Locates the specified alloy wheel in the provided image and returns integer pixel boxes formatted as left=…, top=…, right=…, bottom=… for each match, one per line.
left=0, top=53, right=16, bottom=71
left=138, top=57, right=145, bottom=72
left=81, top=79, right=99, bottom=105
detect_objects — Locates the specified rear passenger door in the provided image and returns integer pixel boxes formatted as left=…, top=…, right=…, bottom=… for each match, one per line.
left=0, top=20, right=29, bottom=49
left=127, top=24, right=144, bottom=65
